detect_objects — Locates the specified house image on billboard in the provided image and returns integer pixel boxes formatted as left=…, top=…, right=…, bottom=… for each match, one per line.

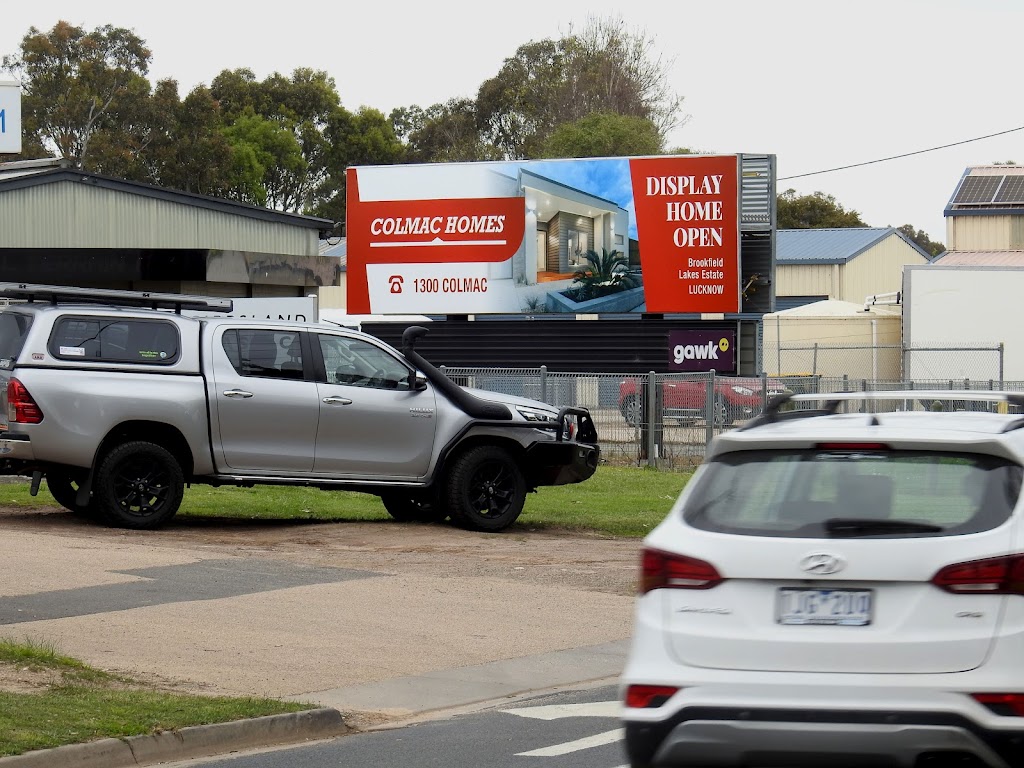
left=515, top=168, right=634, bottom=312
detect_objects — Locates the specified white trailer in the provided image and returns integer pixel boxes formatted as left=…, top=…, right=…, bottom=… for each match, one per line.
left=902, top=265, right=1018, bottom=383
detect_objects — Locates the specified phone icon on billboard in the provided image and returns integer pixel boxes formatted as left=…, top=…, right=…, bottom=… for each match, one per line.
left=388, top=275, right=404, bottom=294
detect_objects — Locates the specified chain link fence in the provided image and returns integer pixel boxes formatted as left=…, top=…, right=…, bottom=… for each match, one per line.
left=762, top=342, right=1005, bottom=383
left=440, top=364, right=1024, bottom=472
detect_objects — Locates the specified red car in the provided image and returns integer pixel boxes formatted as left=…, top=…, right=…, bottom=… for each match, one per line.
left=619, top=376, right=790, bottom=427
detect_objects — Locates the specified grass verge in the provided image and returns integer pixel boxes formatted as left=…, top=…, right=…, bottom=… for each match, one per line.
left=0, top=464, right=693, bottom=538
left=0, top=638, right=309, bottom=758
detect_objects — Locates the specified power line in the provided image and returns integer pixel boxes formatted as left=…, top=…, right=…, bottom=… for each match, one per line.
left=778, top=125, right=1024, bottom=181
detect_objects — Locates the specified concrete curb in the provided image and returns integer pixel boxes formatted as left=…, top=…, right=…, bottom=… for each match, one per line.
left=0, top=707, right=348, bottom=768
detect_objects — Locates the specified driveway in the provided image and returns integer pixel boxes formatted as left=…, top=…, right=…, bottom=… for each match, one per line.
left=0, top=504, right=641, bottom=723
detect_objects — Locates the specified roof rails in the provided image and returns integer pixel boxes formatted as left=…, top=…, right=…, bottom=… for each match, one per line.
left=0, top=283, right=233, bottom=314
left=744, top=390, right=1024, bottom=430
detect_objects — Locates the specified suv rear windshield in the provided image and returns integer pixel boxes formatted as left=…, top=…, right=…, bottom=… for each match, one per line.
left=685, top=448, right=1023, bottom=538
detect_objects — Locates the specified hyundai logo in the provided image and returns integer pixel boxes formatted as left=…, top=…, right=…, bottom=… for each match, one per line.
left=800, top=553, right=846, bottom=575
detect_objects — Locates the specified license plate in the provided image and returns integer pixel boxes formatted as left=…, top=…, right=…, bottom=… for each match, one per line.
left=777, top=588, right=873, bottom=626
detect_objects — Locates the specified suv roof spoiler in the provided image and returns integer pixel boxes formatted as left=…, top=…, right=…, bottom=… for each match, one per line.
left=745, top=390, right=1024, bottom=430
left=0, top=283, right=233, bottom=314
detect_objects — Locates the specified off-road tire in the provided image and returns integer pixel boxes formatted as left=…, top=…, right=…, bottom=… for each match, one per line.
left=380, top=491, right=447, bottom=523
left=444, top=445, right=526, bottom=532
left=45, top=469, right=95, bottom=518
left=94, top=441, right=184, bottom=530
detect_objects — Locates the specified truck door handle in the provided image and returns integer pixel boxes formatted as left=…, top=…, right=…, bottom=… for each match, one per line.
left=223, top=389, right=254, bottom=399
left=322, top=396, right=353, bottom=405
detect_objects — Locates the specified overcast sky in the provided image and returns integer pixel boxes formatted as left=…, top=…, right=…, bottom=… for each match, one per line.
left=1, top=0, right=1019, bottom=245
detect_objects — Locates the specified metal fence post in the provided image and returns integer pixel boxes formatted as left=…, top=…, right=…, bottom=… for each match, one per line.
left=645, top=371, right=657, bottom=468
left=999, top=343, right=1005, bottom=389
left=539, top=365, right=547, bottom=402
left=761, top=370, right=768, bottom=412
left=705, top=370, right=716, bottom=448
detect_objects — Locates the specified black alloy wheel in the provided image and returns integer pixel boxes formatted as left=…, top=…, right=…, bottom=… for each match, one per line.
left=94, top=441, right=184, bottom=529
left=445, top=445, right=526, bottom=532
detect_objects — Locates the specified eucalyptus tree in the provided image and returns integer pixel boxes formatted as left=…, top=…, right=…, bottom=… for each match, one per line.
left=1, top=21, right=151, bottom=167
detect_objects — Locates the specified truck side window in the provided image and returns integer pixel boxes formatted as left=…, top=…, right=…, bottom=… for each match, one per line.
left=317, top=334, right=411, bottom=390
left=50, top=317, right=179, bottom=364
left=221, top=329, right=305, bottom=380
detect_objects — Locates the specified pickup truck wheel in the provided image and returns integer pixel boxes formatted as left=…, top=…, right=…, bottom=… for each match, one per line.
left=94, top=441, right=184, bottom=530
left=621, top=396, right=641, bottom=427
left=45, top=470, right=95, bottom=518
left=445, top=446, right=526, bottom=532
left=380, top=492, right=447, bottom=523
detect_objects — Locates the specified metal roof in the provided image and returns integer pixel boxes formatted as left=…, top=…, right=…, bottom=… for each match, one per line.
left=945, top=165, right=1024, bottom=219
left=931, top=251, right=1024, bottom=267
left=776, top=227, right=928, bottom=265
left=0, top=162, right=334, bottom=234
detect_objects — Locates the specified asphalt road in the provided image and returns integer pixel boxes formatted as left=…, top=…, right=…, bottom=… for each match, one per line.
left=161, top=684, right=627, bottom=768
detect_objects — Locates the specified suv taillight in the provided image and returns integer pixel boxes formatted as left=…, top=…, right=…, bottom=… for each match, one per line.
left=7, top=378, right=43, bottom=424
left=625, top=684, right=680, bottom=708
left=640, top=548, right=722, bottom=593
left=931, top=554, right=1024, bottom=595
left=972, top=693, right=1024, bottom=717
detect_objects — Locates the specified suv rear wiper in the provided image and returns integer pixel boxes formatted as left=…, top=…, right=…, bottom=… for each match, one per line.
left=824, top=518, right=945, bottom=537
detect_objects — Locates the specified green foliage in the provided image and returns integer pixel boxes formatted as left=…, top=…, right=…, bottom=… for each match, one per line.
left=394, top=98, right=500, bottom=164
left=565, top=248, right=640, bottom=302
left=1, top=14, right=686, bottom=217
left=222, top=110, right=305, bottom=207
left=776, top=188, right=867, bottom=229
left=538, top=112, right=662, bottom=158
left=475, top=15, right=684, bottom=159
left=896, top=223, right=945, bottom=258
left=1, top=21, right=151, bottom=166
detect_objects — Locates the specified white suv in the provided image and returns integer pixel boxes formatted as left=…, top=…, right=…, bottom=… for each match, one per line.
left=620, top=391, right=1024, bottom=768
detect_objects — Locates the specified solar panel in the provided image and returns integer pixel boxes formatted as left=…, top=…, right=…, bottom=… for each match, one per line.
left=952, top=175, right=1002, bottom=204
left=995, top=175, right=1024, bottom=203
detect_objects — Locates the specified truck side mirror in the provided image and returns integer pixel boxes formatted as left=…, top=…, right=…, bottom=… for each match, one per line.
left=411, top=371, right=428, bottom=391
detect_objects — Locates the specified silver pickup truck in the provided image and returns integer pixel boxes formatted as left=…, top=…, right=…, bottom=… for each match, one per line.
left=0, top=283, right=599, bottom=531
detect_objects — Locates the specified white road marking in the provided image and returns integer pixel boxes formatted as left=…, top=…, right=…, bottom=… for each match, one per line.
left=515, top=728, right=625, bottom=757
left=501, top=700, right=620, bottom=720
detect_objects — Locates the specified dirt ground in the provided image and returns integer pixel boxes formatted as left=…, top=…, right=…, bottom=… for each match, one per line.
left=0, top=503, right=644, bottom=695
left=0, top=503, right=643, bottom=596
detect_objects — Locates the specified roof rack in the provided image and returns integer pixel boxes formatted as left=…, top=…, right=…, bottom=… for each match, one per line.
left=744, top=390, right=1024, bottom=430
left=0, top=283, right=233, bottom=314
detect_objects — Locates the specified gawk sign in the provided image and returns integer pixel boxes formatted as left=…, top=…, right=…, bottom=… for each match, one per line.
left=669, top=329, right=736, bottom=373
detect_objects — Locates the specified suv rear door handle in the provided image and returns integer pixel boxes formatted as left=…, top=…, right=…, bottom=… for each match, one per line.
left=223, top=389, right=254, bottom=399
left=322, top=396, right=353, bottom=405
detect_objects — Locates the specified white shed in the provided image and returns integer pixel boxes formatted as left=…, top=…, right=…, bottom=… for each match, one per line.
left=762, top=299, right=902, bottom=380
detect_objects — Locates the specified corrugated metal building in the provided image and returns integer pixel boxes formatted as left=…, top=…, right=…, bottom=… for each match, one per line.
left=0, top=158, right=337, bottom=297
left=943, top=165, right=1024, bottom=252
left=775, top=227, right=931, bottom=310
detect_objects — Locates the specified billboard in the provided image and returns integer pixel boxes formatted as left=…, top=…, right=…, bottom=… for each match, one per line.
left=346, top=155, right=740, bottom=315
